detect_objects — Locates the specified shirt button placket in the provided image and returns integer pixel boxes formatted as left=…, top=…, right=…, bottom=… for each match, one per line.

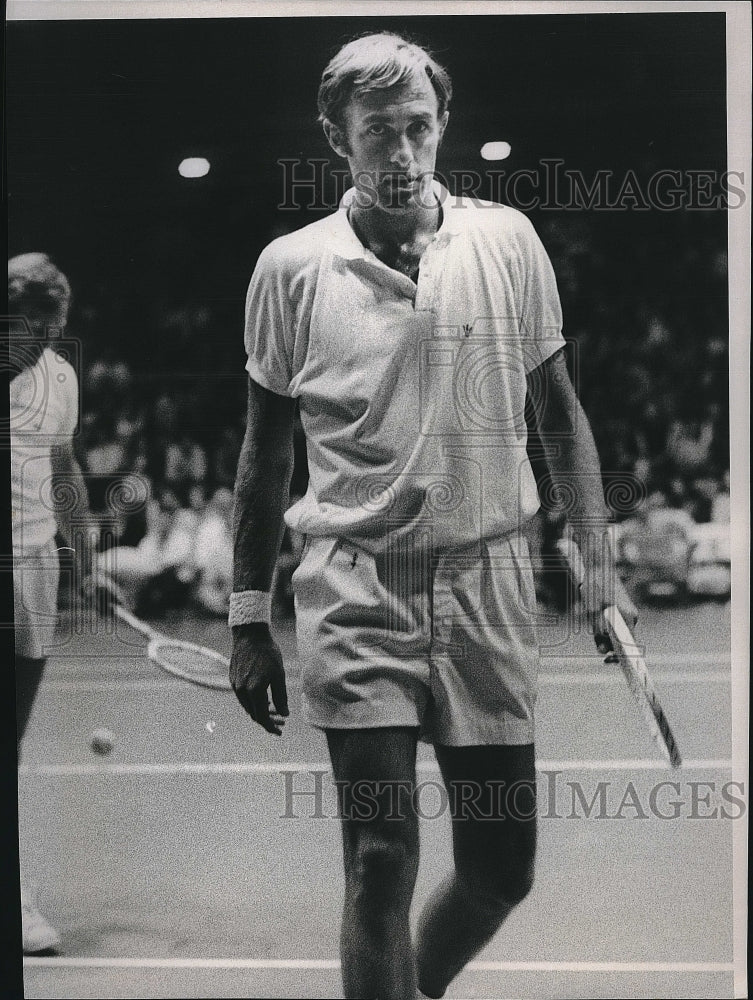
left=416, top=247, right=434, bottom=313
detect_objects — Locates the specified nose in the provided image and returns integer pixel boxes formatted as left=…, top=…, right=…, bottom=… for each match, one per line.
left=388, top=133, right=414, bottom=170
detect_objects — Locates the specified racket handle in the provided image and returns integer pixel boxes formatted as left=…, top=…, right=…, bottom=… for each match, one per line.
left=556, top=536, right=585, bottom=586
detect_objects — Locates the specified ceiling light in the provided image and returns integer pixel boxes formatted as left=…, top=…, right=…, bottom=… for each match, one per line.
left=178, top=157, right=210, bottom=178
left=480, top=141, right=512, bottom=161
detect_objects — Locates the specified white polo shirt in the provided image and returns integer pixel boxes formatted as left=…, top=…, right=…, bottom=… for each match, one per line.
left=245, top=185, right=564, bottom=553
left=10, top=347, right=79, bottom=553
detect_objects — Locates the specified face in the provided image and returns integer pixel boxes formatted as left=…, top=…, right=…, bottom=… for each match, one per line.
left=326, top=74, right=448, bottom=213
left=188, top=485, right=206, bottom=511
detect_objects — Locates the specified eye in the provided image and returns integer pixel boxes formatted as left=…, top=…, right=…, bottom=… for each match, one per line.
left=410, top=121, right=431, bottom=135
left=366, top=124, right=387, bottom=137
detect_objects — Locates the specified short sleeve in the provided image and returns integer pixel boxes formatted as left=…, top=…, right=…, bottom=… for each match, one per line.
left=517, top=218, right=566, bottom=373
left=244, top=243, right=295, bottom=396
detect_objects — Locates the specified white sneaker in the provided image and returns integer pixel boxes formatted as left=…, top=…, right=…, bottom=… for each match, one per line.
left=20, top=886, right=61, bottom=955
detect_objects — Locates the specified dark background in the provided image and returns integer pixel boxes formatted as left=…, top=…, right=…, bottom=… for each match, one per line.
left=6, top=10, right=731, bottom=534
left=7, top=13, right=728, bottom=369
left=1, top=15, right=732, bottom=983
left=5, top=11, right=730, bottom=506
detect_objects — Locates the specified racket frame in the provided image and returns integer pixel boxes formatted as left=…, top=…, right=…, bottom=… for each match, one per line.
left=603, top=605, right=683, bottom=768
left=145, top=635, right=232, bottom=691
left=96, top=574, right=232, bottom=691
left=562, top=542, right=683, bottom=768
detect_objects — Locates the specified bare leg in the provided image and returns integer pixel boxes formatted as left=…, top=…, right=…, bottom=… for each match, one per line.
left=15, top=653, right=62, bottom=954
left=15, top=656, right=47, bottom=759
left=415, top=744, right=536, bottom=998
left=326, top=727, right=420, bottom=1000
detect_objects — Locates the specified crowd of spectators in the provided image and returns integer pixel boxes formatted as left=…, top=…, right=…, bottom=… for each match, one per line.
left=77, top=357, right=309, bottom=617
left=76, top=360, right=237, bottom=616
left=71, top=209, right=730, bottom=616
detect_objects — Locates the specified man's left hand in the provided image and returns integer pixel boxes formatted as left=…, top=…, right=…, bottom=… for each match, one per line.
left=580, top=559, right=639, bottom=655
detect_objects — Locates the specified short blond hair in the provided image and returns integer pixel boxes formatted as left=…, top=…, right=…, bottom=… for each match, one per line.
left=318, top=33, right=452, bottom=129
left=8, top=252, right=71, bottom=331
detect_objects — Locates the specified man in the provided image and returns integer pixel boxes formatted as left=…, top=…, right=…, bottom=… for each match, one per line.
left=230, top=34, right=636, bottom=1000
left=9, top=252, right=97, bottom=954
left=96, top=486, right=198, bottom=616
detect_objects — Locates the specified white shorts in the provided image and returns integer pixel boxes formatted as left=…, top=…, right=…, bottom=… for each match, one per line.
left=13, top=538, right=60, bottom=661
left=293, top=532, right=540, bottom=746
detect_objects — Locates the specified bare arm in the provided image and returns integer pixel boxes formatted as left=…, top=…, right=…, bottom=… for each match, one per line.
left=526, top=348, right=637, bottom=643
left=232, top=377, right=296, bottom=591
left=230, top=376, right=297, bottom=733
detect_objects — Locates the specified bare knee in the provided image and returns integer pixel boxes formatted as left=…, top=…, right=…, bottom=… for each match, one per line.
left=352, top=826, right=419, bottom=888
left=458, top=859, right=535, bottom=913
left=348, top=825, right=419, bottom=915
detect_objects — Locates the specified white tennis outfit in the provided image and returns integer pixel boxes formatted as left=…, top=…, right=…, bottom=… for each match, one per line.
left=245, top=184, right=565, bottom=744
left=10, top=347, right=78, bottom=659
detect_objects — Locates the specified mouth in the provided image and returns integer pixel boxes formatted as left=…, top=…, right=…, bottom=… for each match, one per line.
left=379, top=177, right=421, bottom=207
left=382, top=174, right=418, bottom=191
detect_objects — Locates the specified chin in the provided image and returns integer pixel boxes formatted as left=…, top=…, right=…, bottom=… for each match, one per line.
left=378, top=189, right=419, bottom=213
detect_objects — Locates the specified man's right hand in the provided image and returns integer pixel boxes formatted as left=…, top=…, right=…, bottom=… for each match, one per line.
left=230, top=623, right=289, bottom=735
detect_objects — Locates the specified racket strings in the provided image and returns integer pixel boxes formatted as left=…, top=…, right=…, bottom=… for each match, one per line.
left=150, top=640, right=231, bottom=690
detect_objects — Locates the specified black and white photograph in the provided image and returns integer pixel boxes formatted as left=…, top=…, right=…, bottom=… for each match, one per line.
left=3, top=2, right=749, bottom=998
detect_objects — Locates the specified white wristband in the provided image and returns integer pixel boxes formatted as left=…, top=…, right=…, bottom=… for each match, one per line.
left=228, top=590, right=272, bottom=626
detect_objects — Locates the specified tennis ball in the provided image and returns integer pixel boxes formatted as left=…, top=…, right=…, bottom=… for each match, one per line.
left=89, top=728, right=115, bottom=755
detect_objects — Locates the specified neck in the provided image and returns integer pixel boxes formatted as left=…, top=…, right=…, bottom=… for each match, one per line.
left=350, top=190, right=440, bottom=252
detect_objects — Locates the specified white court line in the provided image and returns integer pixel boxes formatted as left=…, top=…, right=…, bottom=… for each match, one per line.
left=539, top=671, right=729, bottom=685
left=545, top=653, right=729, bottom=667
left=22, top=956, right=734, bottom=973
left=42, top=669, right=730, bottom=692
left=44, top=678, right=224, bottom=692
left=49, top=651, right=729, bottom=668
left=18, top=758, right=733, bottom=776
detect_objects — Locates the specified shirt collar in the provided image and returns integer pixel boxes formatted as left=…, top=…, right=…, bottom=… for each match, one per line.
left=332, top=179, right=462, bottom=262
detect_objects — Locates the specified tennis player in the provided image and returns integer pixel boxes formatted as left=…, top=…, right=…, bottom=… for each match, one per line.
left=230, top=34, right=637, bottom=999
left=9, top=253, right=97, bottom=954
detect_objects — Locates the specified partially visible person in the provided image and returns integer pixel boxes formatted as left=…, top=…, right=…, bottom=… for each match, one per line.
left=163, top=428, right=208, bottom=505
left=212, top=424, right=243, bottom=492
left=84, top=414, right=126, bottom=480
left=229, top=34, right=637, bottom=999
left=82, top=413, right=127, bottom=519
left=617, top=489, right=696, bottom=601
left=665, top=415, right=715, bottom=478
left=9, top=253, right=98, bottom=954
left=688, top=474, right=723, bottom=524
left=144, top=392, right=179, bottom=487
left=114, top=396, right=145, bottom=455
left=710, top=469, right=731, bottom=524
left=110, top=466, right=153, bottom=550
left=97, top=487, right=198, bottom=616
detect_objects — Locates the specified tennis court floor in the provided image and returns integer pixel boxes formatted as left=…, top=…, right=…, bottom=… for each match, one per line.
left=18, top=600, right=746, bottom=999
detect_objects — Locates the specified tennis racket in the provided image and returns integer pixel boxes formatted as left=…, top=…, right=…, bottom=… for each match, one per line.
left=88, top=571, right=232, bottom=691
left=563, top=539, right=682, bottom=768
left=603, top=605, right=682, bottom=768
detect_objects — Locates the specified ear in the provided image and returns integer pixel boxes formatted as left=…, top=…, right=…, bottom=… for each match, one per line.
left=323, top=119, right=351, bottom=158
left=438, top=111, right=450, bottom=143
